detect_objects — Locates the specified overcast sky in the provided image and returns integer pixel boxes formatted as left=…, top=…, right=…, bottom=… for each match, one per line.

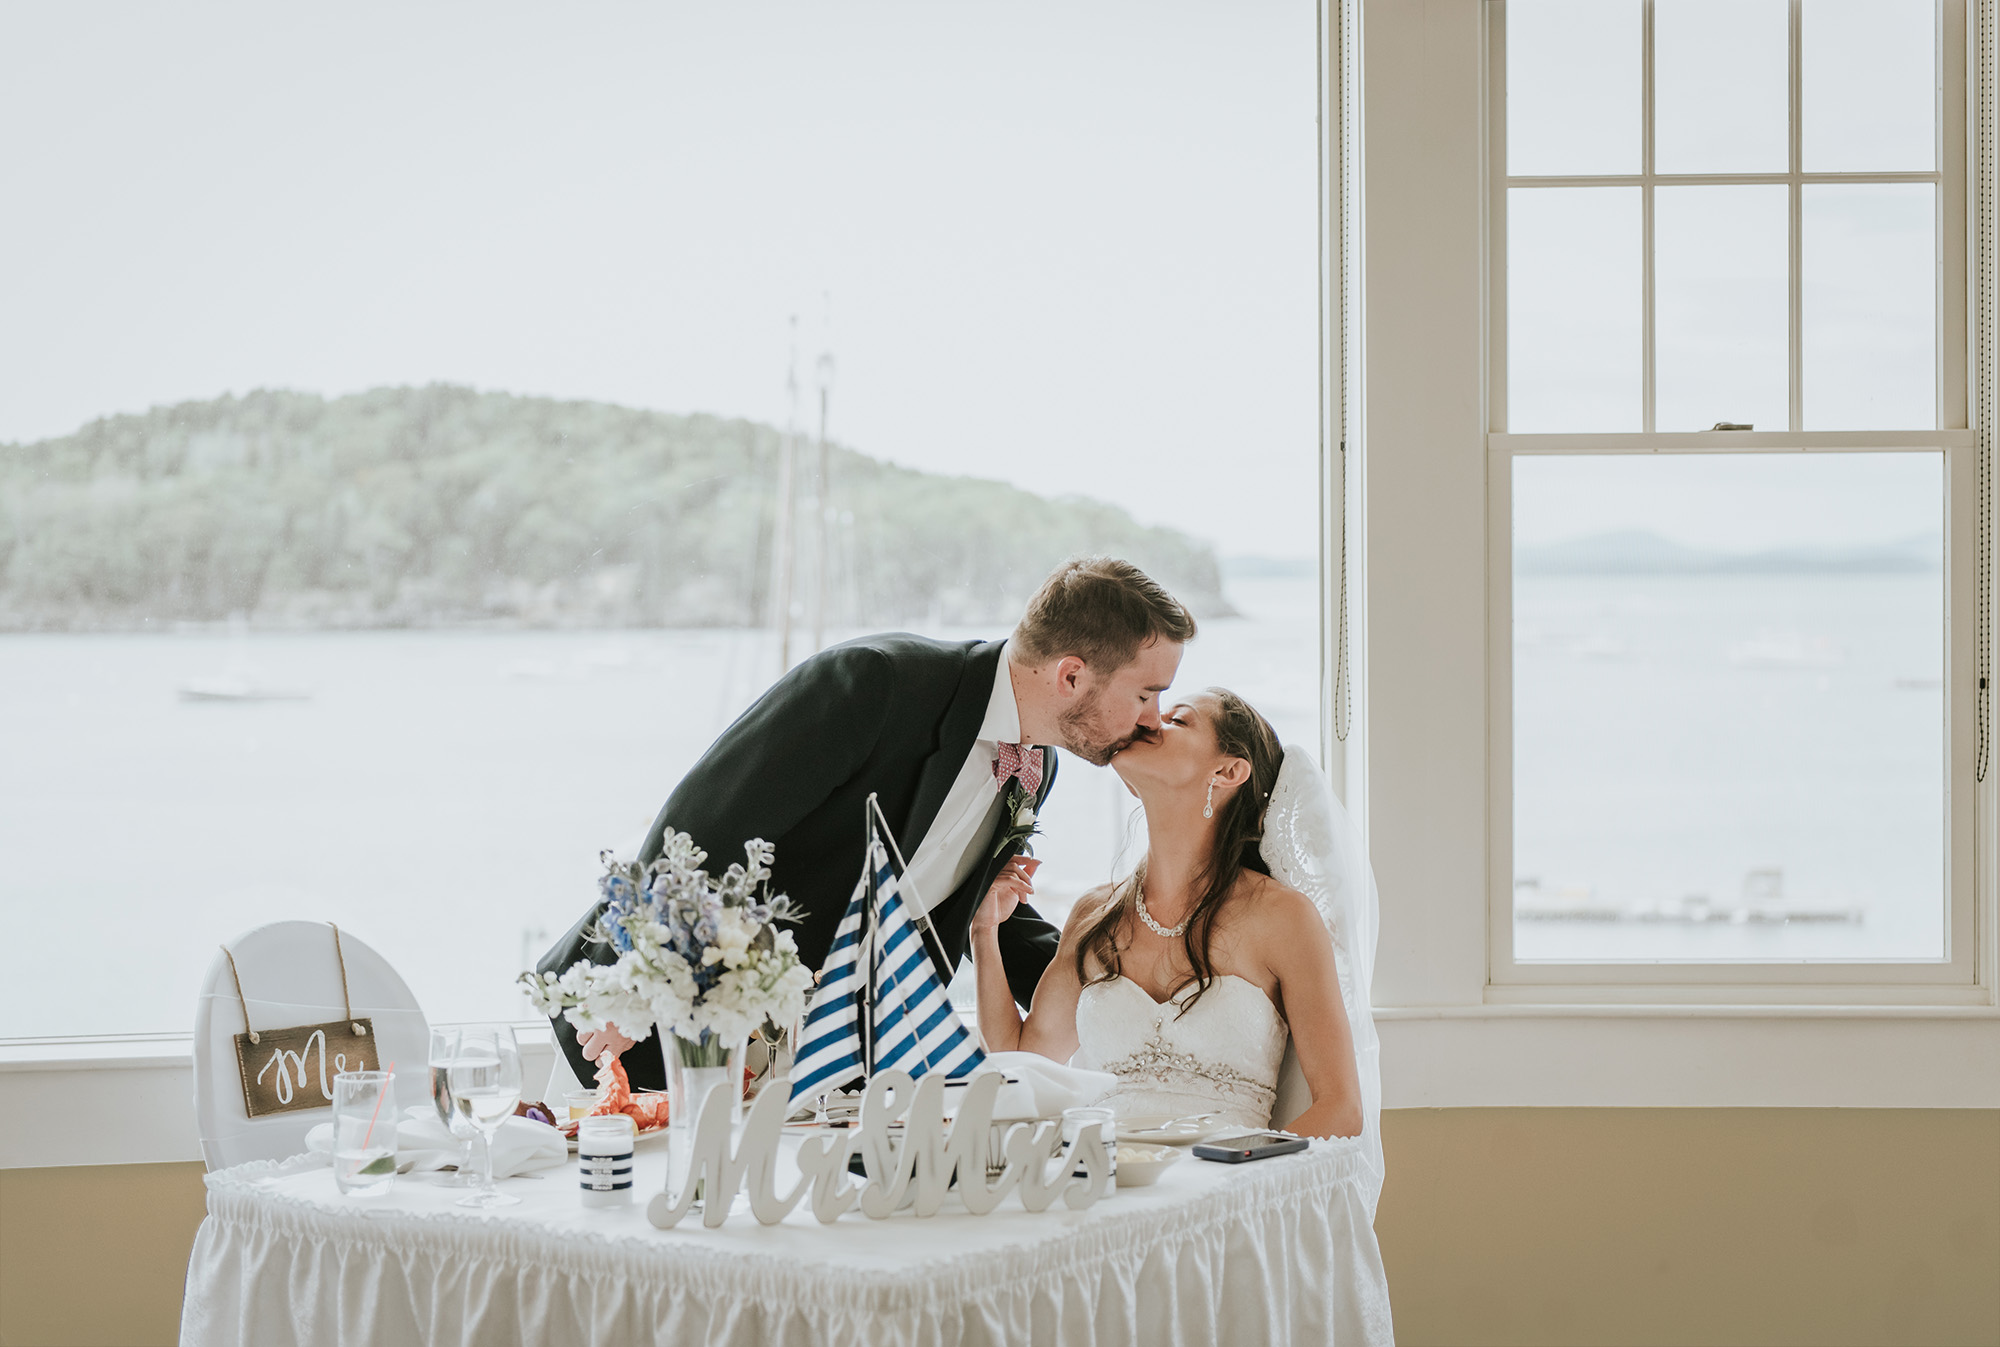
left=0, top=2, right=1322, bottom=559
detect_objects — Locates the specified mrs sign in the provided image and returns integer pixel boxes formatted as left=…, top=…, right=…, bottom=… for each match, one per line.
left=648, top=1070, right=1112, bottom=1229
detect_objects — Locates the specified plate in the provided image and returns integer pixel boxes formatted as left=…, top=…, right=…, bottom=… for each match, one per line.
left=1114, top=1114, right=1221, bottom=1145
left=560, top=1099, right=672, bottom=1153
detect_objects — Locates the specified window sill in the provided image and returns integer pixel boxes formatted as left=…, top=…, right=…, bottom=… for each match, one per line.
left=1376, top=1009, right=2000, bottom=1109
left=1381, top=998, right=2000, bottom=1019
left=0, top=1025, right=559, bottom=1170
left=0, top=1034, right=197, bottom=1072
left=9, top=1003, right=2000, bottom=1168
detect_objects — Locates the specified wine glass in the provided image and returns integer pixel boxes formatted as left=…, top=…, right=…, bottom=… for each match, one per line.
left=427, top=1027, right=480, bottom=1187
left=448, top=1024, right=523, bottom=1209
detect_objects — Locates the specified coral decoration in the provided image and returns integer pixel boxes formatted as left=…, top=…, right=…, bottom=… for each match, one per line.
left=588, top=1052, right=671, bottom=1129
left=584, top=1051, right=762, bottom=1131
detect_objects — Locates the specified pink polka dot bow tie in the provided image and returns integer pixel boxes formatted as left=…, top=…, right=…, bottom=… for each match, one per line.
left=993, top=741, right=1043, bottom=796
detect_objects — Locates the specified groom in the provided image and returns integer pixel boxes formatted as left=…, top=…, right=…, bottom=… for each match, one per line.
left=539, top=555, right=1198, bottom=1091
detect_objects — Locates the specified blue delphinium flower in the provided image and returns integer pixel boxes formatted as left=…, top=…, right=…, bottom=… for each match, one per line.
left=598, top=870, right=642, bottom=952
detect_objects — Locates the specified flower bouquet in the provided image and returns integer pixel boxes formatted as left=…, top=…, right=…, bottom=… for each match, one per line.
left=520, top=832, right=814, bottom=1123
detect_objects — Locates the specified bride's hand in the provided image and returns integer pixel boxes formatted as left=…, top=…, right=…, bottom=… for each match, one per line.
left=578, top=1022, right=636, bottom=1061
left=971, top=856, right=1040, bottom=936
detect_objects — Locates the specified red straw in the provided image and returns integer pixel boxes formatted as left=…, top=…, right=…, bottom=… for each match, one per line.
left=361, top=1062, right=397, bottom=1151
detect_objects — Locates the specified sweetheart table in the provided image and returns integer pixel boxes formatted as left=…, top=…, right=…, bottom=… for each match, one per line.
left=180, top=1132, right=1392, bottom=1347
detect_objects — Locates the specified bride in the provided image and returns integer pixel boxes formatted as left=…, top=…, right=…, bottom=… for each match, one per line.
left=970, top=688, right=1366, bottom=1139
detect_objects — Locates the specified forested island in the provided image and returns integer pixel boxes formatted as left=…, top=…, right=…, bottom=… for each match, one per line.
left=0, top=386, right=1228, bottom=632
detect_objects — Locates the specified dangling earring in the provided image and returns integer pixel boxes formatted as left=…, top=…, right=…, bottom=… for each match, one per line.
left=1203, top=778, right=1216, bottom=819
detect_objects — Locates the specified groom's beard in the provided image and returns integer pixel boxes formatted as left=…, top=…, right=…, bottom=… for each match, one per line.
left=1057, top=687, right=1142, bottom=767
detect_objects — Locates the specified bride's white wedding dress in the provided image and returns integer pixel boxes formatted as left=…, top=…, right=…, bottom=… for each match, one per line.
left=1064, top=746, right=1392, bottom=1343
left=1071, top=973, right=1288, bottom=1132
left=1065, top=744, right=1383, bottom=1218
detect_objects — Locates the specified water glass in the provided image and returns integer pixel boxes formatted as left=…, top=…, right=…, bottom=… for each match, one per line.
left=1061, top=1105, right=1117, bottom=1188
left=428, top=1027, right=480, bottom=1187
left=578, top=1114, right=635, bottom=1208
left=448, top=1024, right=523, bottom=1209
left=331, top=1070, right=398, bottom=1197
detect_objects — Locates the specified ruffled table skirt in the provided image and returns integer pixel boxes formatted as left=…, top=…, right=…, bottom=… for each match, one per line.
left=181, top=1137, right=1393, bottom=1347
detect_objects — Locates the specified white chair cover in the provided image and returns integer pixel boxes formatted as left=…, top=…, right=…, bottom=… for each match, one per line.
left=1263, top=745, right=1385, bottom=1217
left=193, top=920, right=430, bottom=1171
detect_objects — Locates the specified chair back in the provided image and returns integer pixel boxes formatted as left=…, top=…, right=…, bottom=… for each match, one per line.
left=193, top=920, right=429, bottom=1171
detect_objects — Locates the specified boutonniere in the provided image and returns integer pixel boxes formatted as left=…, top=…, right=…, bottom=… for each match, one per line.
left=993, top=779, right=1042, bottom=858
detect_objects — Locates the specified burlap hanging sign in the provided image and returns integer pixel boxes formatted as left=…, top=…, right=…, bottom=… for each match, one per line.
left=225, top=923, right=378, bottom=1118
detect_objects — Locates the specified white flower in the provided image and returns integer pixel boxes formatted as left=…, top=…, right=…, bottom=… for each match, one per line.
left=523, top=830, right=809, bottom=1045
left=517, top=969, right=570, bottom=1017
left=712, top=911, right=754, bottom=965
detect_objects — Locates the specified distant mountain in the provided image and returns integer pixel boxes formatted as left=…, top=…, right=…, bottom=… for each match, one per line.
left=1515, top=529, right=1942, bottom=576
left=0, top=386, right=1229, bottom=631
left=1222, top=553, right=1316, bottom=580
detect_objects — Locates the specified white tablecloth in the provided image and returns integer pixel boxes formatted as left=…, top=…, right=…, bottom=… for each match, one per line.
left=181, top=1132, right=1393, bottom=1347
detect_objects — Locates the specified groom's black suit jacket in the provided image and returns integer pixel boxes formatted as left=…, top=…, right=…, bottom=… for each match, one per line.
left=538, top=633, right=1061, bottom=1091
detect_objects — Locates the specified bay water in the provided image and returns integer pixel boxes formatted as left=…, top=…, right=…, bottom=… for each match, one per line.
left=0, top=568, right=1947, bottom=1038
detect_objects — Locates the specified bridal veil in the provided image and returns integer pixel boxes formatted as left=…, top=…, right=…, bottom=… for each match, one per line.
left=1261, top=744, right=1385, bottom=1216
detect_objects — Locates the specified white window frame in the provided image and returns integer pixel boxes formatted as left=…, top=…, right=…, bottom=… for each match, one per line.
left=1357, top=0, right=2000, bottom=1108
left=1485, top=0, right=1987, bottom=1002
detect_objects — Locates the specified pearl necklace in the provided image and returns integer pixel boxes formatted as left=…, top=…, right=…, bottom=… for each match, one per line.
left=1136, top=891, right=1189, bottom=939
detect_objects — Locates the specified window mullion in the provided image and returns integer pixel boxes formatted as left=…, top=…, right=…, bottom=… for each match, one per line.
left=1789, top=0, right=1805, bottom=433
left=1643, top=0, right=1657, bottom=433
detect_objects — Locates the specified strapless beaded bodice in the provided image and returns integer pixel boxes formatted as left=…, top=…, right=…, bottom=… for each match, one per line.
left=1071, top=974, right=1287, bottom=1132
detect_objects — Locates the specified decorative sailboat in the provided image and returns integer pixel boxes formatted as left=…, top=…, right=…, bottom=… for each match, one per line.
left=789, top=795, right=988, bottom=1103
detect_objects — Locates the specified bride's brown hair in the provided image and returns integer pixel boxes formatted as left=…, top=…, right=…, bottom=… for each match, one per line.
left=1071, top=688, right=1284, bottom=1014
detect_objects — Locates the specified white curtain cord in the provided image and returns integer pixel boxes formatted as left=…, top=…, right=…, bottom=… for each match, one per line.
left=1330, top=0, right=1358, bottom=746
left=1980, top=0, right=1996, bottom=783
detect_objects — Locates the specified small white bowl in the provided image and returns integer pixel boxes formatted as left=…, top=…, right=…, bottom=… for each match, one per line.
left=1115, top=1142, right=1183, bottom=1187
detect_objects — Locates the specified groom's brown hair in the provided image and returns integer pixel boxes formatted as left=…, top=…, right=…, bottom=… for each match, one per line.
left=1012, top=556, right=1197, bottom=670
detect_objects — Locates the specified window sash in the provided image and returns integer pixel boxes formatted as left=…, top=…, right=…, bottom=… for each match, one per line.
left=1489, top=0, right=1966, bottom=437
left=1487, top=436, right=1980, bottom=992
left=1486, top=0, right=1979, bottom=992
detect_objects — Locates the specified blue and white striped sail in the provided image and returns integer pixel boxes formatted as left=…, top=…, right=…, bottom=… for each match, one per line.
left=789, top=814, right=987, bottom=1103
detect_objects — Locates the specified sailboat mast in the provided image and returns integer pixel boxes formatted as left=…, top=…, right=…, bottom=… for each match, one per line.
left=770, top=317, right=800, bottom=672
left=812, top=345, right=834, bottom=654
left=859, top=795, right=880, bottom=1078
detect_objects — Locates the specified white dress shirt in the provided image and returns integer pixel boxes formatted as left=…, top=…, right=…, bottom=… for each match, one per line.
left=900, top=645, right=1028, bottom=915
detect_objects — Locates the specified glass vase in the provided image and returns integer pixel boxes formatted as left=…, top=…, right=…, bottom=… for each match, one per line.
left=666, top=1030, right=745, bottom=1131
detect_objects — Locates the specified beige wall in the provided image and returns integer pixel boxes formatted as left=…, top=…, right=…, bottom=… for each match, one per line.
left=1379, top=1109, right=2000, bottom=1347
left=2, top=1110, right=1995, bottom=1347
left=0, top=1161, right=207, bottom=1347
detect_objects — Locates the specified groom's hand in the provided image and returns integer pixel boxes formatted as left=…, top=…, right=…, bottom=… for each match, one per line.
left=578, top=1022, right=636, bottom=1061
left=971, top=856, right=1040, bottom=936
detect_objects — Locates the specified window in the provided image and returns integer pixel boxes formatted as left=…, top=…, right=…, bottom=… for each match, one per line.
left=0, top=4, right=1324, bottom=1040
left=1489, top=0, right=1975, bottom=989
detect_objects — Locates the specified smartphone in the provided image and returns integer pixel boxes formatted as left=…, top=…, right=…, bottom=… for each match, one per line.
left=1191, top=1131, right=1310, bottom=1163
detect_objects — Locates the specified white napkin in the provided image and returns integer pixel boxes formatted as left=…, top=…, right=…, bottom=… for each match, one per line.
left=306, top=1106, right=568, bottom=1178
left=969, top=1051, right=1115, bottom=1121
